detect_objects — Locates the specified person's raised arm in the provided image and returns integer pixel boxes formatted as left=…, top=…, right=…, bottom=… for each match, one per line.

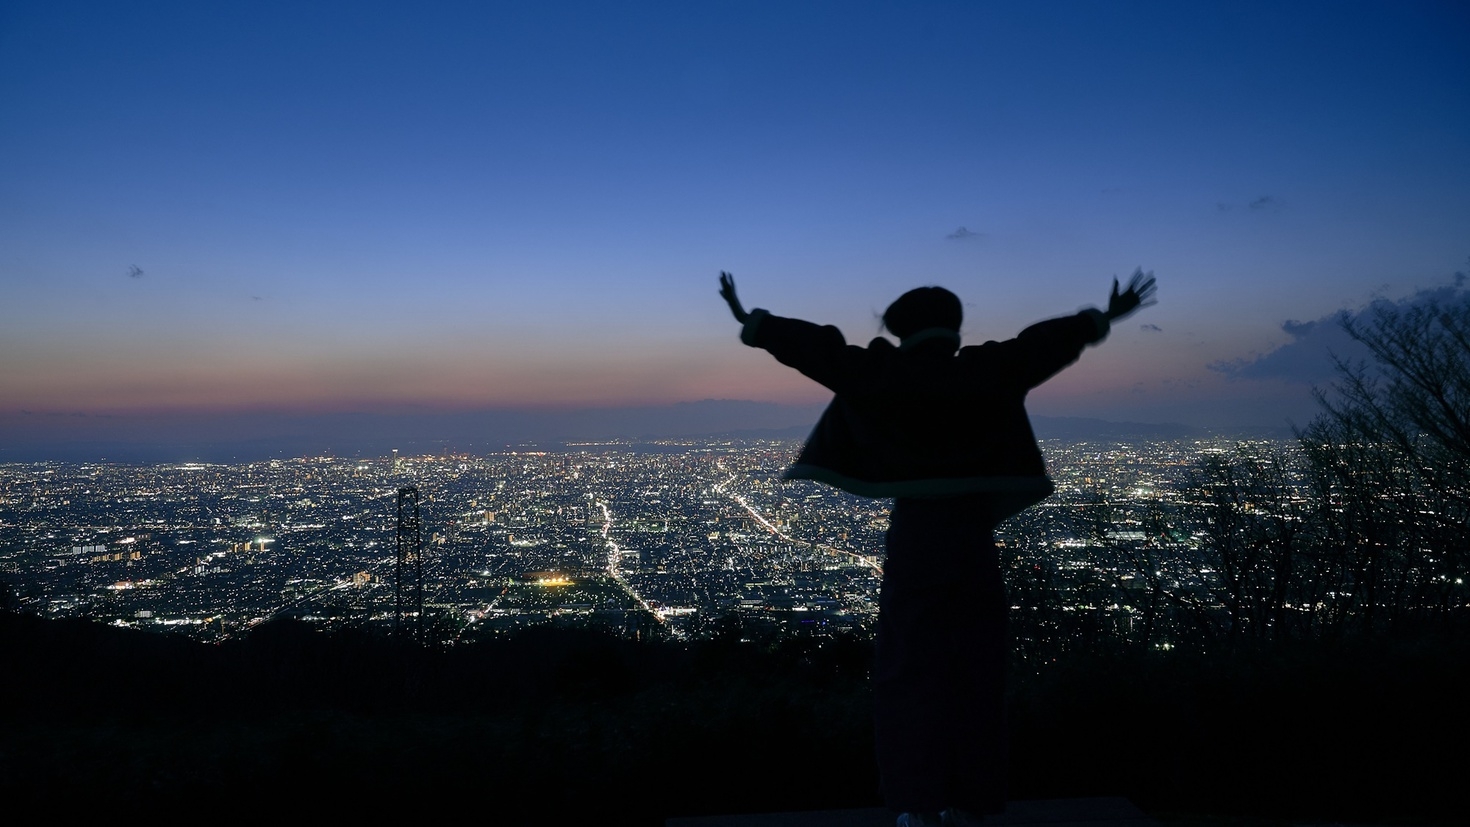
left=1106, top=267, right=1158, bottom=322
left=718, top=271, right=750, bottom=324
left=716, top=271, right=866, bottom=392
left=992, top=268, right=1158, bottom=389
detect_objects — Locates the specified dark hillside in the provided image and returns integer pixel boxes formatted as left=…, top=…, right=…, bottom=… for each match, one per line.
left=2, top=613, right=1465, bottom=824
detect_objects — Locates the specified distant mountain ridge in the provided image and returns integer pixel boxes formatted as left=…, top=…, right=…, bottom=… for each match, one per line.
left=0, top=400, right=1292, bottom=463
left=1030, top=416, right=1292, bottom=441
left=704, top=416, right=1292, bottom=444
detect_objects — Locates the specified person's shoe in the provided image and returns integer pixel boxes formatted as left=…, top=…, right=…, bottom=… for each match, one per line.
left=896, top=813, right=944, bottom=827
left=941, top=808, right=987, bottom=826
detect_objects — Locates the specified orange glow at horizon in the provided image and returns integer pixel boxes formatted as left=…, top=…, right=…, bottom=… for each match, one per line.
left=1, top=333, right=832, bottom=414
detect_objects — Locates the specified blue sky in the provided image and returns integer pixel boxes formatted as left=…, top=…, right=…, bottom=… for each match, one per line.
left=2, top=0, right=1467, bottom=454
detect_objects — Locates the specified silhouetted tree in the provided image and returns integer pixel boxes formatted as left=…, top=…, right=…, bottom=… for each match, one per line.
left=1185, top=447, right=1310, bottom=646
left=1299, top=286, right=1470, bottom=633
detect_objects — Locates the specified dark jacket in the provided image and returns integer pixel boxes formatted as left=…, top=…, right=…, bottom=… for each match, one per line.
left=740, top=306, right=1110, bottom=523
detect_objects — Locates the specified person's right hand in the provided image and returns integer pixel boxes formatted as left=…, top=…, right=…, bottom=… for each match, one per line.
left=719, top=271, right=750, bottom=323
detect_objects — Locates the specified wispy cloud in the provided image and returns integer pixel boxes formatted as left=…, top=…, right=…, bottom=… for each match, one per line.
left=1216, top=195, right=1282, bottom=213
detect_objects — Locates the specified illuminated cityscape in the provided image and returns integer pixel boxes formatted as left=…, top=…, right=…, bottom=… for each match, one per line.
left=0, top=437, right=1286, bottom=644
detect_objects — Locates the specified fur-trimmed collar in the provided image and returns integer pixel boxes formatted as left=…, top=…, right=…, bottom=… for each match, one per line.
left=898, top=327, right=961, bottom=351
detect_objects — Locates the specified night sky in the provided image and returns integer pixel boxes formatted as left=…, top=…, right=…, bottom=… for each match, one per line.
left=3, top=1, right=1467, bottom=457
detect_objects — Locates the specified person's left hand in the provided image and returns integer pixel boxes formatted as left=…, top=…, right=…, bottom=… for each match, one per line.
left=1107, top=268, right=1157, bottom=321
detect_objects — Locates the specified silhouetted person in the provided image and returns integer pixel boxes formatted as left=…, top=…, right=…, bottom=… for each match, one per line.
left=718, top=269, right=1157, bottom=827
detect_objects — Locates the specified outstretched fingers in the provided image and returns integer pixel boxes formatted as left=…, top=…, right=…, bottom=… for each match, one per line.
left=1127, top=268, right=1157, bottom=307
left=718, top=271, right=750, bottom=323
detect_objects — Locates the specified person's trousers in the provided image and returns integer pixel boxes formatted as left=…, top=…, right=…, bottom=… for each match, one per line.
left=874, top=496, right=1008, bottom=814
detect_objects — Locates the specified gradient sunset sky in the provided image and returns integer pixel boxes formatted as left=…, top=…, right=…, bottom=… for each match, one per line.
left=2, top=1, right=1468, bottom=456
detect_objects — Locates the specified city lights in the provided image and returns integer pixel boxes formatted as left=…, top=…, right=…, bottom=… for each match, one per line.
left=0, top=436, right=1340, bottom=646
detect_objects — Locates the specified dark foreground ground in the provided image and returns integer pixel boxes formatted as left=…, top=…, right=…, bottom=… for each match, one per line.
left=668, top=796, right=1159, bottom=826
left=2, top=612, right=1465, bottom=825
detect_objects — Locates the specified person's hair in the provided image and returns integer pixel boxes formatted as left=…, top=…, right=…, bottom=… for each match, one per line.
left=882, top=286, right=962, bottom=339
